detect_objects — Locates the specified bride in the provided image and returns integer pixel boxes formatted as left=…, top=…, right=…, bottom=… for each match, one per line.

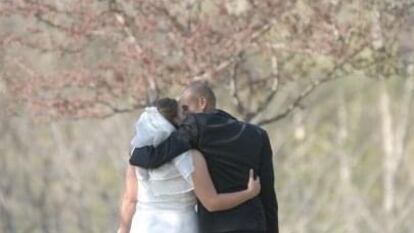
left=117, top=98, right=261, bottom=233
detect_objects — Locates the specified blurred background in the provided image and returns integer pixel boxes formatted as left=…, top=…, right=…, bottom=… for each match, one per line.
left=1, top=1, right=414, bottom=233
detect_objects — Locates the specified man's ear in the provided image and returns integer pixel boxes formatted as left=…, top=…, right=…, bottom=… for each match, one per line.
left=199, top=97, right=208, bottom=111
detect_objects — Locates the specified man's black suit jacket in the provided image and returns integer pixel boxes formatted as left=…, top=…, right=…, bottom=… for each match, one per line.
left=130, top=110, right=278, bottom=233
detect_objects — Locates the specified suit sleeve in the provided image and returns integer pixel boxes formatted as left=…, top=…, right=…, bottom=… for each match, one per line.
left=259, top=130, right=278, bottom=233
left=129, top=114, right=199, bottom=169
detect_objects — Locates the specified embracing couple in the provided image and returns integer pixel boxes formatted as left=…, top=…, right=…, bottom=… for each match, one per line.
left=118, top=81, right=278, bottom=233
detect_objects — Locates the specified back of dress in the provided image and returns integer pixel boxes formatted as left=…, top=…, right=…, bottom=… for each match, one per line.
left=129, top=107, right=198, bottom=233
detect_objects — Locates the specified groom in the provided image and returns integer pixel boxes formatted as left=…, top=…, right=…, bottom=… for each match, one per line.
left=130, top=81, right=278, bottom=233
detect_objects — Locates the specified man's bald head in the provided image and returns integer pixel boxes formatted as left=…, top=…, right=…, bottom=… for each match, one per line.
left=179, top=81, right=216, bottom=114
left=184, top=81, right=217, bottom=108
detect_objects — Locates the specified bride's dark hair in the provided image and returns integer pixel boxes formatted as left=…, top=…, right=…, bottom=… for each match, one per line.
left=155, top=98, right=179, bottom=126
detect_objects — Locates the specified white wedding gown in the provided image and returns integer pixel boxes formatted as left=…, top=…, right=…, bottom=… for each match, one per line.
left=129, top=107, right=199, bottom=233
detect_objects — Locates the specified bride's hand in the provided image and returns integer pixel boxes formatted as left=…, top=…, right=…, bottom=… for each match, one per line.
left=246, top=169, right=261, bottom=198
left=117, top=227, right=127, bottom=233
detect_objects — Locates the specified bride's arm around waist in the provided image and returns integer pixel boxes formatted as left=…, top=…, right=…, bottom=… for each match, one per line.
left=117, top=165, right=138, bottom=233
left=190, top=150, right=261, bottom=212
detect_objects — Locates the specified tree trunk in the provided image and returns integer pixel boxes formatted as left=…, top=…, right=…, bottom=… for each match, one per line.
left=379, top=78, right=397, bottom=233
left=336, top=88, right=356, bottom=233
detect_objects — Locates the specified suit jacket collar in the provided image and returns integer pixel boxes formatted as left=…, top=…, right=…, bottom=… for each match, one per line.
left=214, top=109, right=238, bottom=121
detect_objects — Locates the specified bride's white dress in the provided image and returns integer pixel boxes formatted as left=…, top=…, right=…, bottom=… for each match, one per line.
left=129, top=107, right=199, bottom=233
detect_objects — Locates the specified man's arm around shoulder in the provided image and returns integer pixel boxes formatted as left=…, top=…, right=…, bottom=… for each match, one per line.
left=129, top=114, right=199, bottom=168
